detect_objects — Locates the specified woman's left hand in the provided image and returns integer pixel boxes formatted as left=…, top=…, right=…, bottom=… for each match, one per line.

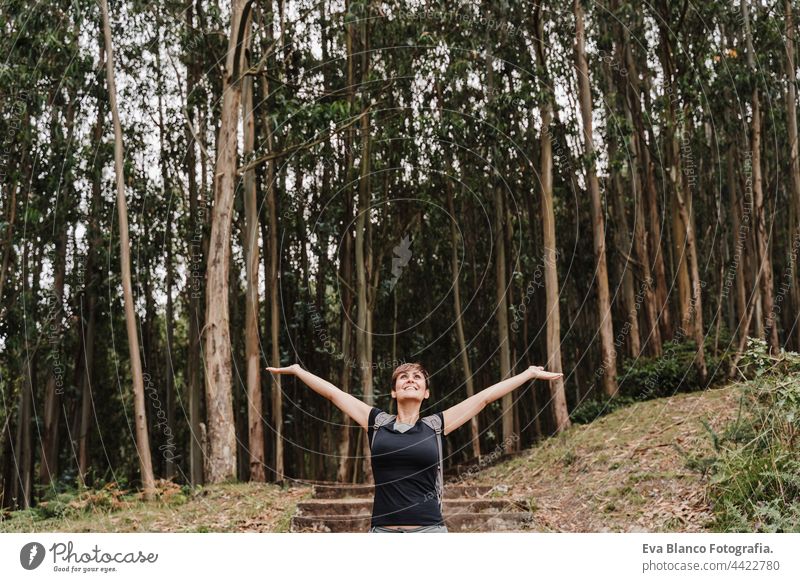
left=526, top=365, right=563, bottom=381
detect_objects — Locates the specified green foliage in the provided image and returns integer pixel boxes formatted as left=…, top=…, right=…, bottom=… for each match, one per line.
left=619, top=335, right=733, bottom=401
left=30, top=482, right=132, bottom=521
left=571, top=336, right=733, bottom=425
left=736, top=338, right=800, bottom=380
left=22, top=479, right=188, bottom=522
left=570, top=394, right=637, bottom=425
left=693, top=344, right=800, bottom=532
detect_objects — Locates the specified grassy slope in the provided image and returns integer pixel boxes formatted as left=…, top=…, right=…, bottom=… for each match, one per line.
left=1, top=384, right=744, bottom=533
left=0, top=482, right=312, bottom=533
left=460, top=384, right=743, bottom=532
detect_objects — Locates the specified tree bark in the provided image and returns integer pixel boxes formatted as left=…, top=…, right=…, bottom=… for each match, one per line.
left=185, top=2, right=204, bottom=487
left=335, top=0, right=358, bottom=483
left=610, top=13, right=661, bottom=357
left=658, top=28, right=693, bottom=337
left=203, top=0, right=254, bottom=483
left=0, top=180, right=18, bottom=314
left=39, top=224, right=66, bottom=488
left=742, top=0, right=780, bottom=354
left=484, top=46, right=515, bottom=451
left=265, top=101, right=283, bottom=484
left=100, top=0, right=155, bottom=498
left=446, top=177, right=481, bottom=458
left=77, top=45, right=104, bottom=485
left=673, top=112, right=708, bottom=384
left=785, top=0, right=800, bottom=350
left=353, top=3, right=375, bottom=482
left=624, top=37, right=672, bottom=342
left=242, top=21, right=265, bottom=483
left=533, top=3, right=570, bottom=432
left=574, top=0, right=618, bottom=396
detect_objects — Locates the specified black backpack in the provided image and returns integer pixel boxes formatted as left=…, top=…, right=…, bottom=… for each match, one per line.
left=370, top=411, right=444, bottom=511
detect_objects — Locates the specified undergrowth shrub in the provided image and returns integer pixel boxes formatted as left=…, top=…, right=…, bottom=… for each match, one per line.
left=696, top=340, right=800, bottom=532
left=571, top=334, right=733, bottom=424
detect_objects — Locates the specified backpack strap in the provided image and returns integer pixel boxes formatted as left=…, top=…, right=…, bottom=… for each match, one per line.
left=421, top=414, right=444, bottom=512
left=370, top=411, right=396, bottom=449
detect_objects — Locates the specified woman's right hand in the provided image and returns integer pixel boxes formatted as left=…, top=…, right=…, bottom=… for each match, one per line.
left=265, top=364, right=301, bottom=375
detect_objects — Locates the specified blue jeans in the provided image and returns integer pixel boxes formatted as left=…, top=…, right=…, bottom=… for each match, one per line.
left=369, top=524, right=448, bottom=533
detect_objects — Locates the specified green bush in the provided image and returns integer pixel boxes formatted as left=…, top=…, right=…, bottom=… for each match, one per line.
left=570, top=394, right=637, bottom=425
left=618, top=335, right=733, bottom=401
left=15, top=478, right=187, bottom=523
left=571, top=336, right=733, bottom=425
left=32, top=481, right=131, bottom=520
left=697, top=343, right=800, bottom=532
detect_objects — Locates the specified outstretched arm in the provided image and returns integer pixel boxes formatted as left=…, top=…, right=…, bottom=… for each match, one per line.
left=441, top=366, right=563, bottom=436
left=266, top=364, right=372, bottom=430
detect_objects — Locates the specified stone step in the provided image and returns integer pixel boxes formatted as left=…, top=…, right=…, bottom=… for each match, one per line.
left=311, top=483, right=494, bottom=499
left=296, top=498, right=528, bottom=517
left=291, top=512, right=536, bottom=533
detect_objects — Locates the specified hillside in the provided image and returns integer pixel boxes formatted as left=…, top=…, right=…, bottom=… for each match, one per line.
left=459, top=385, right=742, bottom=532
left=0, top=384, right=745, bottom=533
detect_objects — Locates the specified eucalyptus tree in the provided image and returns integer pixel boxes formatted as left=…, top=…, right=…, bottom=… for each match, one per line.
left=100, top=0, right=156, bottom=499
left=574, top=0, right=618, bottom=396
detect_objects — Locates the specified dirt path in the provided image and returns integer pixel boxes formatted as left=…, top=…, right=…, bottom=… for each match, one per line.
left=460, top=385, right=743, bottom=532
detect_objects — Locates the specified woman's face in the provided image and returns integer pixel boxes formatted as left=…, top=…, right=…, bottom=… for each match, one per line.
left=391, top=368, right=429, bottom=404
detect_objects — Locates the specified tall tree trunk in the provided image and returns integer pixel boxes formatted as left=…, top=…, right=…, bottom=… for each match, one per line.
left=336, top=0, right=358, bottom=483
left=727, top=140, right=748, bottom=342
left=575, top=0, right=618, bottom=395
left=785, top=0, right=800, bottom=350
left=0, top=180, right=18, bottom=314
left=39, top=225, right=67, bottom=489
left=446, top=178, right=481, bottom=458
left=522, top=149, right=545, bottom=440
left=355, top=114, right=373, bottom=482
left=674, top=111, right=708, bottom=383
left=742, top=0, right=780, bottom=353
left=16, top=363, right=34, bottom=509
left=265, top=109, right=283, bottom=484
left=601, top=17, right=643, bottom=359
left=336, top=229, right=355, bottom=481
left=77, top=47, right=104, bottom=485
left=11, top=240, right=39, bottom=508
left=77, top=283, right=97, bottom=486
left=622, top=84, right=662, bottom=356
left=611, top=171, right=641, bottom=358
left=185, top=3, right=204, bottom=487
left=611, top=13, right=659, bottom=357
left=657, top=9, right=695, bottom=346
left=163, top=181, right=176, bottom=480
left=242, top=24, right=265, bottom=483
left=203, top=0, right=253, bottom=483
left=154, top=30, right=177, bottom=480
left=533, top=3, right=570, bottom=432
left=485, top=47, right=515, bottom=451
left=40, top=82, right=78, bottom=489
left=1, top=408, right=15, bottom=508
left=100, top=0, right=155, bottom=498
left=624, top=37, right=672, bottom=342
left=255, top=35, right=283, bottom=482
left=354, top=3, right=375, bottom=482
left=494, top=183, right=514, bottom=450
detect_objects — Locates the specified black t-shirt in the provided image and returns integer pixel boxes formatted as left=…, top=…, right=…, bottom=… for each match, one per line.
left=367, top=407, right=446, bottom=527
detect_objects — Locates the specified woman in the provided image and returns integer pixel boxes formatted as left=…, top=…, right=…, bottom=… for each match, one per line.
left=266, top=361, right=563, bottom=532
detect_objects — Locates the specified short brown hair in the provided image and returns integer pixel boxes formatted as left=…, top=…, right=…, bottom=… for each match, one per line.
left=391, top=362, right=429, bottom=391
